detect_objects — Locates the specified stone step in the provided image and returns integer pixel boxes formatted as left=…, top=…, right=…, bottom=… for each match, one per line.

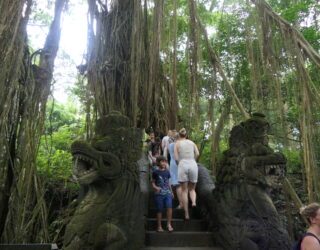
left=145, top=231, right=215, bottom=247
left=146, top=218, right=207, bottom=231
left=143, top=248, right=222, bottom=250
left=148, top=208, right=200, bottom=219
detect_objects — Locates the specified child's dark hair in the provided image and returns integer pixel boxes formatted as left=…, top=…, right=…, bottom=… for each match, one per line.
left=156, top=156, right=167, bottom=165
left=300, top=203, right=320, bottom=224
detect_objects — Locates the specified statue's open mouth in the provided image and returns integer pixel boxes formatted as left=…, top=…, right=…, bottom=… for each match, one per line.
left=73, top=154, right=97, bottom=179
left=264, top=164, right=285, bottom=177
left=264, top=164, right=286, bottom=187
left=70, top=141, right=101, bottom=183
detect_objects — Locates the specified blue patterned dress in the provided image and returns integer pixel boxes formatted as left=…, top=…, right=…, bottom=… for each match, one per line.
left=169, top=142, right=179, bottom=186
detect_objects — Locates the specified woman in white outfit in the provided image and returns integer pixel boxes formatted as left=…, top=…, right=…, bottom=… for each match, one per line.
left=174, top=128, right=199, bottom=220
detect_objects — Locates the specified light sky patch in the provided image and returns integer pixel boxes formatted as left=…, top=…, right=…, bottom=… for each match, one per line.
left=28, top=0, right=87, bottom=103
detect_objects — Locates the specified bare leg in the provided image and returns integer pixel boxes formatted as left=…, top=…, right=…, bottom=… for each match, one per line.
left=176, top=185, right=183, bottom=208
left=188, top=182, right=197, bottom=207
left=180, top=182, right=189, bottom=219
left=166, top=208, right=173, bottom=231
left=156, top=212, right=163, bottom=231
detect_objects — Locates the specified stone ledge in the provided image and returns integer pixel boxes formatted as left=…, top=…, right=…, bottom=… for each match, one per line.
left=0, top=244, right=58, bottom=250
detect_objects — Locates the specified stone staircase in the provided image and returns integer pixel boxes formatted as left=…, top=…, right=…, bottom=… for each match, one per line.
left=143, top=197, right=222, bottom=250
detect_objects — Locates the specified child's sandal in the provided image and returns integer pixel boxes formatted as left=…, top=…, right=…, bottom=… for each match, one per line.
left=167, top=225, right=174, bottom=232
left=156, top=228, right=164, bottom=233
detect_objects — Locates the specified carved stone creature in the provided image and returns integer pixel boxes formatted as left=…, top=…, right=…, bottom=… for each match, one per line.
left=197, top=113, right=290, bottom=250
left=63, top=111, right=144, bottom=250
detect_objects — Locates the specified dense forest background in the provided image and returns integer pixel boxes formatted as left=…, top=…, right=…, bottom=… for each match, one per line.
left=0, top=0, right=319, bottom=245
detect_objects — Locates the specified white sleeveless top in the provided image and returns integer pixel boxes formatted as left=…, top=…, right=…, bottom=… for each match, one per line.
left=178, top=139, right=196, bottom=160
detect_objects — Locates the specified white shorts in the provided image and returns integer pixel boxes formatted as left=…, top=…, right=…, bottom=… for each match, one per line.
left=178, top=159, right=198, bottom=183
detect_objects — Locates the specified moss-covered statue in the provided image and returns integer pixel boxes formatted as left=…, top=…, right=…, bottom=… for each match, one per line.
left=63, top=111, right=144, bottom=250
left=197, top=113, right=290, bottom=250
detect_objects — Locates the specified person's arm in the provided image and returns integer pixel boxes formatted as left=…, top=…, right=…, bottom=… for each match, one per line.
left=163, top=146, right=168, bottom=159
left=301, top=236, right=320, bottom=250
left=151, top=180, right=161, bottom=193
left=168, top=172, right=174, bottom=198
left=169, top=183, right=174, bottom=198
left=148, top=150, right=156, bottom=164
left=148, top=142, right=156, bottom=163
left=194, top=142, right=199, bottom=160
left=161, top=137, right=166, bottom=151
left=151, top=172, right=161, bottom=193
left=156, top=142, right=161, bottom=157
left=174, top=141, right=180, bottom=165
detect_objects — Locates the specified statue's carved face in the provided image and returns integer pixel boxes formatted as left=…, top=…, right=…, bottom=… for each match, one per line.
left=227, top=115, right=286, bottom=187
left=242, top=118, right=270, bottom=144
left=72, top=141, right=101, bottom=185
left=71, top=113, right=142, bottom=186
left=71, top=140, right=123, bottom=185
left=264, top=164, right=284, bottom=176
left=264, top=162, right=286, bottom=187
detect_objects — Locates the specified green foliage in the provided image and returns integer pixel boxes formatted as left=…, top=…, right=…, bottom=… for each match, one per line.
left=198, top=140, right=228, bottom=167
left=37, top=100, right=84, bottom=186
left=31, top=9, right=53, bottom=26
left=281, top=2, right=309, bottom=23
left=198, top=141, right=211, bottom=167
left=283, top=149, right=301, bottom=173
left=29, top=1, right=54, bottom=26
left=46, top=100, right=79, bottom=133
left=302, top=27, right=320, bottom=49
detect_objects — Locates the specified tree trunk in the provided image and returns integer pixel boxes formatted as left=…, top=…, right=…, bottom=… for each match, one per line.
left=0, top=0, right=31, bottom=238
left=0, top=0, right=65, bottom=242
left=87, top=0, right=177, bottom=132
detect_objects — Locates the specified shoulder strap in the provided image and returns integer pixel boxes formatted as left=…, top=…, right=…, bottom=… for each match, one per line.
left=303, top=232, right=320, bottom=244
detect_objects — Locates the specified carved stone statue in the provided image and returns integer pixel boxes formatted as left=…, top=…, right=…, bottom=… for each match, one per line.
left=197, top=113, right=290, bottom=250
left=63, top=111, right=144, bottom=250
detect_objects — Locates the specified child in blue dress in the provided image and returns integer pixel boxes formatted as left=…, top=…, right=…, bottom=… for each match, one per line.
left=152, top=156, right=174, bottom=232
left=168, top=131, right=183, bottom=209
